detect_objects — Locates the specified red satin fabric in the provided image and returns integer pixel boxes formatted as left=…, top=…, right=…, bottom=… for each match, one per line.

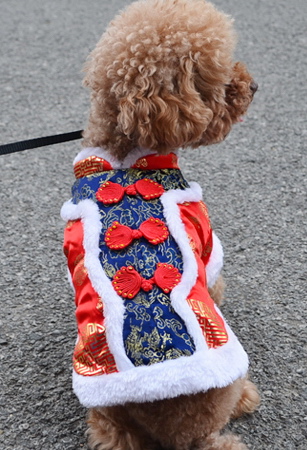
left=64, top=220, right=117, bottom=375
left=131, top=153, right=179, bottom=170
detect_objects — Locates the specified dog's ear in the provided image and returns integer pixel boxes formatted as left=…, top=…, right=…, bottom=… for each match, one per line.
left=117, top=57, right=213, bottom=152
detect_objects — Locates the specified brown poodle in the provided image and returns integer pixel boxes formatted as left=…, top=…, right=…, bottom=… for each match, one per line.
left=61, top=0, right=260, bottom=449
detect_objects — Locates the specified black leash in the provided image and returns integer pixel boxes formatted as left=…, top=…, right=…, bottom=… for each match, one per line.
left=0, top=130, right=83, bottom=156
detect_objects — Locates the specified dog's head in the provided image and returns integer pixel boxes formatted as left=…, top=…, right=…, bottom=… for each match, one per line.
left=83, top=0, right=257, bottom=159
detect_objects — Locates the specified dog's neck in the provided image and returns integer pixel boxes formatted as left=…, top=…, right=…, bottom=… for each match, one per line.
left=73, top=147, right=178, bottom=170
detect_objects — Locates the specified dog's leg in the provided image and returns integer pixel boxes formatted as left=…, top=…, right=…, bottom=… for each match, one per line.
left=231, top=378, right=260, bottom=419
left=126, top=379, right=249, bottom=450
left=208, top=275, right=225, bottom=307
left=87, top=406, right=160, bottom=450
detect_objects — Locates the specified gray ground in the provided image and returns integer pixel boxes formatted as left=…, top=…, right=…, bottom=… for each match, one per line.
left=0, top=0, right=306, bottom=449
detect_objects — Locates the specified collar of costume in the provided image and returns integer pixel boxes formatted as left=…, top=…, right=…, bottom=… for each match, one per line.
left=73, top=148, right=179, bottom=179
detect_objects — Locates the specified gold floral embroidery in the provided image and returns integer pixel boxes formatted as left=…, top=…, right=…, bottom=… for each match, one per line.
left=65, top=220, right=78, bottom=229
left=133, top=157, right=148, bottom=168
left=202, top=243, right=212, bottom=260
left=124, top=325, right=192, bottom=366
left=186, top=214, right=202, bottom=232
left=101, top=262, right=117, bottom=279
left=73, top=256, right=88, bottom=287
left=188, top=234, right=197, bottom=252
left=199, top=201, right=211, bottom=223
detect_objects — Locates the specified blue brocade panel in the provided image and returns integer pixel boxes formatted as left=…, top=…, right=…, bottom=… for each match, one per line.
left=72, top=168, right=196, bottom=366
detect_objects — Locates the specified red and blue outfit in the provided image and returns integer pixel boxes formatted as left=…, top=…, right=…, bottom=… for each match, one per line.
left=61, top=149, right=248, bottom=408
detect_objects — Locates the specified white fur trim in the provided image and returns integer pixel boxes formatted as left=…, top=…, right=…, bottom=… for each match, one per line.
left=206, top=232, right=224, bottom=288
left=160, top=182, right=207, bottom=351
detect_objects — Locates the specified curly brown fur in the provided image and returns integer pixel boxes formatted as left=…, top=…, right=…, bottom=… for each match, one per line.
left=231, top=379, right=260, bottom=419
left=82, top=0, right=256, bottom=160
left=87, top=407, right=161, bottom=450
left=88, top=377, right=259, bottom=450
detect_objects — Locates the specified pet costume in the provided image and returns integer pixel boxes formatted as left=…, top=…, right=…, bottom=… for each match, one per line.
left=61, top=148, right=248, bottom=408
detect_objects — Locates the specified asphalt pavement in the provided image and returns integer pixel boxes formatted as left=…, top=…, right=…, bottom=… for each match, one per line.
left=0, top=0, right=306, bottom=449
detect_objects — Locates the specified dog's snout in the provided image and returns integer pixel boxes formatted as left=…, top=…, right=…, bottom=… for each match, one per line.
left=250, top=81, right=258, bottom=94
